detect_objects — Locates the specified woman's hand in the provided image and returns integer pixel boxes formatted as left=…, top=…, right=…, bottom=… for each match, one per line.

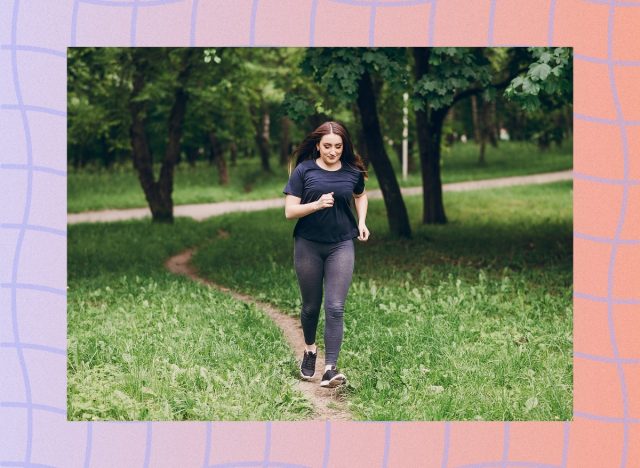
left=357, top=223, right=370, bottom=241
left=315, top=192, right=334, bottom=210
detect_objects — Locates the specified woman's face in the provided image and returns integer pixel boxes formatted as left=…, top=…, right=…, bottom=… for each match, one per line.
left=316, top=133, right=343, bottom=167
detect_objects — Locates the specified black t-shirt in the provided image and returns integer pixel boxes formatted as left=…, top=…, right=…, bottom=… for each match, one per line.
left=283, top=159, right=365, bottom=243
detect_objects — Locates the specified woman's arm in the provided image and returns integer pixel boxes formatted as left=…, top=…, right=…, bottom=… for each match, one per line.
left=353, top=192, right=370, bottom=241
left=285, top=193, right=334, bottom=219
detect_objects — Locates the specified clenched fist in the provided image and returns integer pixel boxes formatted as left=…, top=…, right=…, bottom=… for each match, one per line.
left=315, top=192, right=335, bottom=210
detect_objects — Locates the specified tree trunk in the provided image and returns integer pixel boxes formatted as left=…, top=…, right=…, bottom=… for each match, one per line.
left=471, top=95, right=481, bottom=143
left=254, top=110, right=271, bottom=173
left=186, top=146, right=198, bottom=167
left=479, top=139, right=486, bottom=166
left=413, top=47, right=447, bottom=224
left=351, top=103, right=370, bottom=168
left=356, top=69, right=412, bottom=238
left=208, top=129, right=228, bottom=185
left=129, top=49, right=194, bottom=223
left=280, top=115, right=292, bottom=166
left=415, top=109, right=448, bottom=224
left=472, top=95, right=487, bottom=165
left=489, top=99, right=498, bottom=147
left=229, top=141, right=238, bottom=167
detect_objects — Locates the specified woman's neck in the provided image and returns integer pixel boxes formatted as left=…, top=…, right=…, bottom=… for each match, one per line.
left=315, top=157, right=342, bottom=171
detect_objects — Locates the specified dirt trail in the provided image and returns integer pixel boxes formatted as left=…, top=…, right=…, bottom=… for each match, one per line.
left=165, top=248, right=352, bottom=421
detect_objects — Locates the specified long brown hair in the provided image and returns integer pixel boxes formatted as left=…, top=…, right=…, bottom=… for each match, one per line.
left=289, top=121, right=368, bottom=178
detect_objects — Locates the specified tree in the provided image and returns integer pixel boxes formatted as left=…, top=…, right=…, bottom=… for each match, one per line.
left=412, top=47, right=529, bottom=224
left=128, top=48, right=200, bottom=223
left=300, top=48, right=413, bottom=238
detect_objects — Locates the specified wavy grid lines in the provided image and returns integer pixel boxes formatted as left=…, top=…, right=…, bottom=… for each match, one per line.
left=487, top=0, right=497, bottom=46
left=501, top=422, right=510, bottom=467
left=83, top=422, right=93, bottom=468
left=1, top=0, right=637, bottom=467
left=368, top=0, right=378, bottom=46
left=190, top=0, right=199, bottom=46
left=427, top=0, right=437, bottom=46
left=143, top=421, right=153, bottom=468
left=130, top=0, right=140, bottom=46
left=441, top=422, right=451, bottom=467
left=326, top=0, right=430, bottom=6
left=322, top=420, right=331, bottom=468
left=309, top=0, right=319, bottom=46
left=250, top=0, right=259, bottom=46
left=4, top=0, right=36, bottom=466
left=382, top=422, right=390, bottom=468
left=600, top=2, right=632, bottom=466
left=548, top=0, right=558, bottom=45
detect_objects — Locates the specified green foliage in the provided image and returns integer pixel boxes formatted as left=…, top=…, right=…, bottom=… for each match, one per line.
left=301, top=48, right=408, bottom=103
left=281, top=94, right=317, bottom=124
left=67, top=48, right=133, bottom=167
left=505, top=48, right=572, bottom=112
left=412, top=48, right=492, bottom=111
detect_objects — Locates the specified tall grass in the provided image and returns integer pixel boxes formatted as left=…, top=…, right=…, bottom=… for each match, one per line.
left=68, top=221, right=313, bottom=420
left=192, top=182, right=573, bottom=420
left=68, top=182, right=572, bottom=420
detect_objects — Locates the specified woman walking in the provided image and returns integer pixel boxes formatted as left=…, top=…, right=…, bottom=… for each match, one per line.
left=283, top=121, right=369, bottom=388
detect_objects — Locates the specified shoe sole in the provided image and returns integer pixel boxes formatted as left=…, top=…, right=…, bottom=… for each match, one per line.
left=320, top=373, right=346, bottom=388
left=300, top=370, right=315, bottom=380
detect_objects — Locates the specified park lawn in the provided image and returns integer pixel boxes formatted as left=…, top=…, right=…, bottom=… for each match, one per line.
left=67, top=140, right=572, bottom=213
left=67, top=221, right=313, bottom=420
left=192, top=181, right=573, bottom=420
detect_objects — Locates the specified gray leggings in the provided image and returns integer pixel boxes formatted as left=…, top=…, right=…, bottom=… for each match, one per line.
left=294, top=236, right=355, bottom=366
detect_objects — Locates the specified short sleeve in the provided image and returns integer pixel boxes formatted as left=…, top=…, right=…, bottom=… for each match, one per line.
left=353, top=172, right=365, bottom=196
left=283, top=164, right=304, bottom=197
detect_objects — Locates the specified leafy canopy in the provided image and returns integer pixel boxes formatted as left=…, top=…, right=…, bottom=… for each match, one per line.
left=505, top=47, right=572, bottom=112
left=412, top=48, right=492, bottom=111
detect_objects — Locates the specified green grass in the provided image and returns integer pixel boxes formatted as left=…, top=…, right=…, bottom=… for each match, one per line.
left=67, top=221, right=313, bottom=420
left=68, top=140, right=572, bottom=212
left=68, top=181, right=572, bottom=421
left=192, top=182, right=573, bottom=420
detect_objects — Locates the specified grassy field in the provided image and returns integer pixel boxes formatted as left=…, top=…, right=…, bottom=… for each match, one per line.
left=67, top=221, right=313, bottom=420
left=68, top=181, right=572, bottom=421
left=68, top=140, right=572, bottom=212
left=192, top=182, right=573, bottom=420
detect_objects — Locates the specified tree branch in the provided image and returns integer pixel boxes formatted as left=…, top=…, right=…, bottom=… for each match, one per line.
left=451, top=66, right=529, bottom=106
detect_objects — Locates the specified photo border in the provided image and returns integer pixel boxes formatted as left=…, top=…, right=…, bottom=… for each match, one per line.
left=1, top=1, right=638, bottom=466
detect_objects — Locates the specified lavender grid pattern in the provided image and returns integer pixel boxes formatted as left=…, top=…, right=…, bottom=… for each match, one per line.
left=0, top=0, right=638, bottom=467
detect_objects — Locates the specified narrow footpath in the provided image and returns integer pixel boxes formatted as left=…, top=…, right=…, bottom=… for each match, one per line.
left=165, top=248, right=352, bottom=420
left=80, top=170, right=572, bottom=420
left=68, top=170, right=572, bottom=224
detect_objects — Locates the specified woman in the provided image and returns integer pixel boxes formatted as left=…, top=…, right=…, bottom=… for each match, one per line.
left=283, top=121, right=369, bottom=388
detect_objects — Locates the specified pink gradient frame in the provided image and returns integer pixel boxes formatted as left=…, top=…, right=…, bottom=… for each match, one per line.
left=1, top=0, right=639, bottom=466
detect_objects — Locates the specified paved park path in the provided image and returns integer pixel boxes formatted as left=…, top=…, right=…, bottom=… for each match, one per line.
left=68, top=170, right=572, bottom=224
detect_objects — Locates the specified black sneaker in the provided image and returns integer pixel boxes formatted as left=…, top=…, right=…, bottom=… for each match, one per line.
left=300, top=349, right=317, bottom=379
left=320, top=366, right=346, bottom=388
